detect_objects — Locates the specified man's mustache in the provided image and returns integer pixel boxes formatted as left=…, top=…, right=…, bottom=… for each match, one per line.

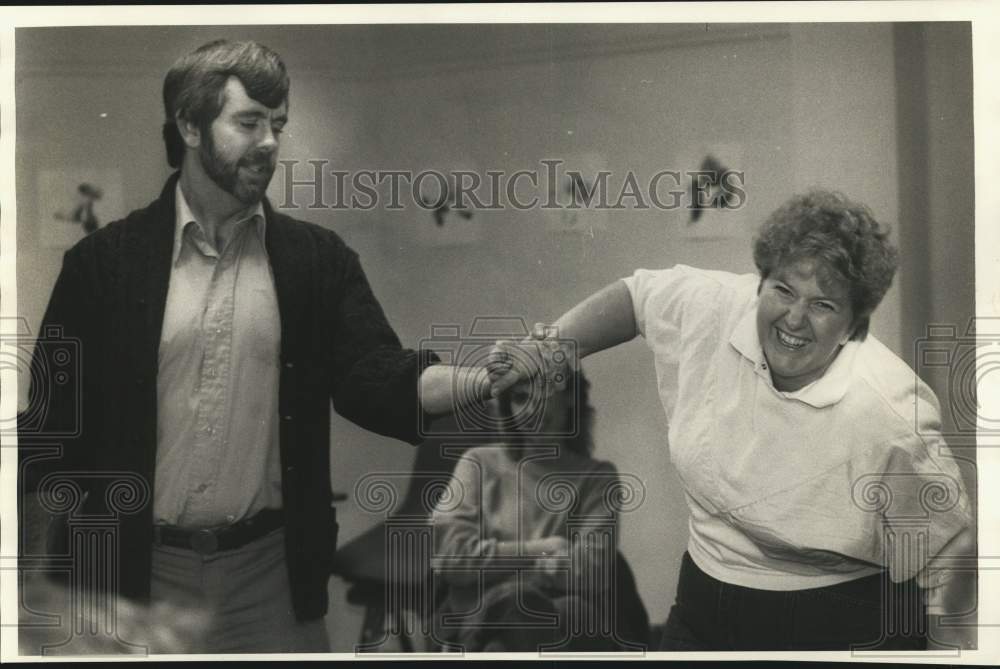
left=240, top=152, right=276, bottom=170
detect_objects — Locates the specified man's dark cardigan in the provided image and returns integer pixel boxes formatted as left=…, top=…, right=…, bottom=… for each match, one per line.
left=19, top=172, right=437, bottom=620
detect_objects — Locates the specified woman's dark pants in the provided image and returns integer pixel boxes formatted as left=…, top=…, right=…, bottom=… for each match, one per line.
left=659, top=552, right=928, bottom=651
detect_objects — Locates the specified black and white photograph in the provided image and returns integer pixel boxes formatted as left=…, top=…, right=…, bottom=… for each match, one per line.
left=2, top=2, right=997, bottom=662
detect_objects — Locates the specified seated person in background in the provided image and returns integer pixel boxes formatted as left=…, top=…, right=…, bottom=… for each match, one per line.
left=431, top=370, right=648, bottom=652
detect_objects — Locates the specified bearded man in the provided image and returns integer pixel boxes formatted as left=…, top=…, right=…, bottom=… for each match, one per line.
left=19, top=39, right=489, bottom=653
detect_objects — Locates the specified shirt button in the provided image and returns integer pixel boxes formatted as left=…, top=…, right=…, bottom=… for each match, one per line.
left=282, top=415, right=293, bottom=422
left=285, top=465, right=295, bottom=474
left=226, top=515, right=235, bottom=523
left=195, top=483, right=208, bottom=493
left=284, top=362, right=295, bottom=369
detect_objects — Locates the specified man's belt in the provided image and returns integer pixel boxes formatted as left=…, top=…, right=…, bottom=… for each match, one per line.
left=152, top=509, right=284, bottom=556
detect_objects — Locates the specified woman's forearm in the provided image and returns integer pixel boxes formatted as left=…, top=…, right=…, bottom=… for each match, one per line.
left=550, top=280, right=638, bottom=359
left=488, top=280, right=639, bottom=397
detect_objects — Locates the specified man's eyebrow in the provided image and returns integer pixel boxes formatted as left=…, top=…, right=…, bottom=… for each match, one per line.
left=235, top=110, right=287, bottom=122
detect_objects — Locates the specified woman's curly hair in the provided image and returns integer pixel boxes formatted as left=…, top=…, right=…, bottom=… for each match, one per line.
left=752, top=190, right=899, bottom=341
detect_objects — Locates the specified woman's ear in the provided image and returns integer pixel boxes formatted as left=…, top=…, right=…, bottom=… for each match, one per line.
left=842, top=318, right=862, bottom=345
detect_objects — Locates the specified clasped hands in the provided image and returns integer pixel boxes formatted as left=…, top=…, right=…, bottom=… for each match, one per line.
left=531, top=535, right=607, bottom=594
left=486, top=322, right=576, bottom=399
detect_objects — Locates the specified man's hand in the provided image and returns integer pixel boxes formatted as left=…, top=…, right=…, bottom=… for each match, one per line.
left=487, top=323, right=575, bottom=398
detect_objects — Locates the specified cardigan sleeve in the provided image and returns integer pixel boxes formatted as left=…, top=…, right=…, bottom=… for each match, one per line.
left=327, top=247, right=439, bottom=445
left=19, top=245, right=99, bottom=494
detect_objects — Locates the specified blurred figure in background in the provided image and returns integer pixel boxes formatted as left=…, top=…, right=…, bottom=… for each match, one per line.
left=432, top=370, right=649, bottom=652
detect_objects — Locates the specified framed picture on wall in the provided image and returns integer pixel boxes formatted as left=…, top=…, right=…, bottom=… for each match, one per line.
left=37, top=167, right=124, bottom=249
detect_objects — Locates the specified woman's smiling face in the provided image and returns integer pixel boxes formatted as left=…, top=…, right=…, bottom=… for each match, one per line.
left=755, top=257, right=856, bottom=392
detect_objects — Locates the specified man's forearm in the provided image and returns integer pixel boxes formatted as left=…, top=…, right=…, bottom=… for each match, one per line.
left=419, top=364, right=492, bottom=416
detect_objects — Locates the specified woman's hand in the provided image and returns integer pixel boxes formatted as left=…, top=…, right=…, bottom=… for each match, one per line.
left=488, top=323, right=575, bottom=398
left=924, top=527, right=978, bottom=651
left=530, top=535, right=571, bottom=575
left=487, top=279, right=638, bottom=399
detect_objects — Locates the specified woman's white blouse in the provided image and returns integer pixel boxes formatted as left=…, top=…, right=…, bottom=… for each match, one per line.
left=623, top=265, right=972, bottom=591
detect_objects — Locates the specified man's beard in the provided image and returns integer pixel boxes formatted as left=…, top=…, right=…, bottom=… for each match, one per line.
left=199, top=132, right=275, bottom=205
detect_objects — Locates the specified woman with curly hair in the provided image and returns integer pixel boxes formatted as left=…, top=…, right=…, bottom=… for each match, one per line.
left=490, top=190, right=974, bottom=651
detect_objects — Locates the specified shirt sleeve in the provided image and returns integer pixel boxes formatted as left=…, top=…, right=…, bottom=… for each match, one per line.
left=328, top=248, right=440, bottom=445
left=873, top=433, right=974, bottom=585
left=863, top=374, right=975, bottom=586
left=622, top=265, right=730, bottom=364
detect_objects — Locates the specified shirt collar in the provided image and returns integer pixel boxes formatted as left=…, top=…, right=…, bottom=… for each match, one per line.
left=173, top=182, right=267, bottom=265
left=729, top=298, right=858, bottom=408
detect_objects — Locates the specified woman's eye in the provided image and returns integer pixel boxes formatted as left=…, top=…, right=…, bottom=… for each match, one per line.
left=774, top=285, right=792, bottom=296
left=813, top=302, right=835, bottom=312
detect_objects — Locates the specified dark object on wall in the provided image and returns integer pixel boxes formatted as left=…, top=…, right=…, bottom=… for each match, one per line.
left=55, top=182, right=103, bottom=235
left=688, top=154, right=737, bottom=224
left=420, top=190, right=474, bottom=227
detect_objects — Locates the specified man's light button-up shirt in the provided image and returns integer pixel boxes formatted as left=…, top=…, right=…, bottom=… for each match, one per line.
left=153, top=183, right=283, bottom=528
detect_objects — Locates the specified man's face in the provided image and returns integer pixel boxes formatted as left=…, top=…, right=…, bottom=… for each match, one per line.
left=199, top=76, right=287, bottom=205
left=755, top=257, right=856, bottom=392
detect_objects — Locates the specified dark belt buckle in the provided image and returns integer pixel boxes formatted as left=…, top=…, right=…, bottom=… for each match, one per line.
left=190, top=529, right=219, bottom=555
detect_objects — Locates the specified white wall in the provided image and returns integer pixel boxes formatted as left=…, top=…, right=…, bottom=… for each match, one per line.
left=16, top=23, right=933, bottom=648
